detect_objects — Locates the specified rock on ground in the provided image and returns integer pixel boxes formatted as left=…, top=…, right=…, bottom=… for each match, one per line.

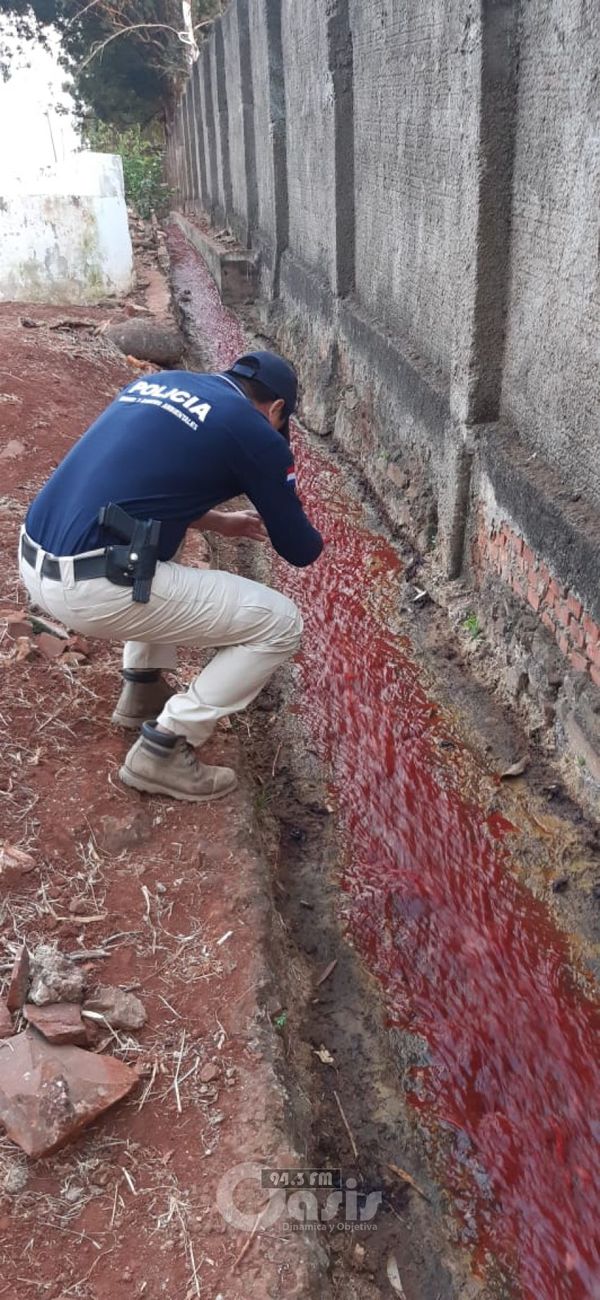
left=5, top=945, right=31, bottom=1012
left=0, top=1030, right=139, bottom=1157
left=28, top=945, right=85, bottom=1006
left=0, top=1002, right=14, bottom=1038
left=104, top=320, right=184, bottom=366
left=83, top=986, right=147, bottom=1031
left=23, top=1002, right=88, bottom=1046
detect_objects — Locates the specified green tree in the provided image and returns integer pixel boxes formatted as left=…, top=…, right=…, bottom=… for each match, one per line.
left=86, top=120, right=172, bottom=217
left=0, top=0, right=221, bottom=128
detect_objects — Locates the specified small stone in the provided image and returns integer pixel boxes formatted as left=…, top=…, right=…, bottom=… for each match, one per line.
left=3, top=1163, right=28, bottom=1194
left=66, top=635, right=90, bottom=657
left=36, top=632, right=66, bottom=661
left=84, top=986, right=147, bottom=1031
left=23, top=1002, right=87, bottom=1046
left=97, top=810, right=152, bottom=854
left=29, top=945, right=85, bottom=1006
left=0, top=1003, right=14, bottom=1039
left=0, top=1030, right=139, bottom=1157
left=6, top=946, right=31, bottom=1013
left=69, top=898, right=91, bottom=916
left=0, top=843, right=36, bottom=886
left=199, top=1062, right=220, bottom=1084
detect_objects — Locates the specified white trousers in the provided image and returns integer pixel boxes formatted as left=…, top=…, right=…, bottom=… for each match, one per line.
left=18, top=535, right=302, bottom=747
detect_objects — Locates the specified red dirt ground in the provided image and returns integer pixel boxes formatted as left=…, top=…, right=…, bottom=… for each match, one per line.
left=0, top=307, right=318, bottom=1300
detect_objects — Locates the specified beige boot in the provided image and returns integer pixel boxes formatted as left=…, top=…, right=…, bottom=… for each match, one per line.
left=119, top=723, right=237, bottom=802
left=112, top=671, right=175, bottom=730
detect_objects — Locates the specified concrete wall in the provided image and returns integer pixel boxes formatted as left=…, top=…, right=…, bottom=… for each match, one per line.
left=221, top=0, right=248, bottom=243
left=167, top=1, right=600, bottom=724
left=500, top=0, right=600, bottom=507
left=247, top=0, right=287, bottom=295
left=281, top=0, right=336, bottom=290
left=350, top=1, right=462, bottom=382
left=0, top=153, right=132, bottom=304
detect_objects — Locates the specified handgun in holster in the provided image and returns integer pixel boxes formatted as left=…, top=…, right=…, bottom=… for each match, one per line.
left=98, top=503, right=161, bottom=604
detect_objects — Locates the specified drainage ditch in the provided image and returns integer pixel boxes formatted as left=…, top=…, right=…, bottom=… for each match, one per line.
left=168, top=220, right=600, bottom=1300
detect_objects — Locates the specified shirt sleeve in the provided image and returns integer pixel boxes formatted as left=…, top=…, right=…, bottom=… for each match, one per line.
left=231, top=421, right=324, bottom=568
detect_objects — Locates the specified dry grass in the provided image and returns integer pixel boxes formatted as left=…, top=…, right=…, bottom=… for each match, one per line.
left=0, top=1126, right=223, bottom=1297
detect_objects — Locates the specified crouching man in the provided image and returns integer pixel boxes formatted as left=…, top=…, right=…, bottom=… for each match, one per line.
left=19, top=351, right=323, bottom=802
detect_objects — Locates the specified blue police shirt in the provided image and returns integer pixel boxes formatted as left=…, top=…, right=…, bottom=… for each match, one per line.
left=26, top=372, right=324, bottom=568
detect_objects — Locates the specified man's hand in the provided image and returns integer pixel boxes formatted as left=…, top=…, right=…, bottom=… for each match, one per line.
left=193, top=509, right=268, bottom=542
left=218, top=509, right=268, bottom=542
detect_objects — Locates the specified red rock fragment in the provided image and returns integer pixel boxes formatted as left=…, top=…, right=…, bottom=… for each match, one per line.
left=23, top=1003, right=87, bottom=1046
left=0, top=843, right=36, bottom=887
left=66, top=635, right=90, bottom=657
left=0, top=1030, right=139, bottom=1157
left=199, top=1062, right=220, bottom=1084
left=0, top=1003, right=13, bottom=1039
left=36, top=632, right=67, bottom=661
left=6, top=946, right=31, bottom=1013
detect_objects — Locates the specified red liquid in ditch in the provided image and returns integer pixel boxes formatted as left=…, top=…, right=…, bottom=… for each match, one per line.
left=168, top=225, right=600, bottom=1299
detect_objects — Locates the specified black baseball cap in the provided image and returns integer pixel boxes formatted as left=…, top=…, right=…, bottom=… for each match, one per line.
left=227, top=350, right=298, bottom=440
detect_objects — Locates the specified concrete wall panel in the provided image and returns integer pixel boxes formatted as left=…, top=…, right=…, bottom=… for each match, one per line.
left=500, top=0, right=600, bottom=507
left=349, top=0, right=463, bottom=381
left=222, top=1, right=248, bottom=242
left=281, top=0, right=336, bottom=286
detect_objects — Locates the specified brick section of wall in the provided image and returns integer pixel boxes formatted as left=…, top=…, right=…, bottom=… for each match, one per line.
left=475, top=515, right=600, bottom=688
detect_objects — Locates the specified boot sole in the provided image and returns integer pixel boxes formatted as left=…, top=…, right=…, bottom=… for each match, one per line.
left=118, top=764, right=238, bottom=803
left=111, top=710, right=149, bottom=731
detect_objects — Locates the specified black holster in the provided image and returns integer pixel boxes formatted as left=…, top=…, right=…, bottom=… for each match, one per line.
left=98, top=504, right=161, bottom=604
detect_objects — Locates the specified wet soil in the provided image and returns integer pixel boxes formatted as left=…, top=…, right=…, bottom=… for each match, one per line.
left=166, top=222, right=600, bottom=1300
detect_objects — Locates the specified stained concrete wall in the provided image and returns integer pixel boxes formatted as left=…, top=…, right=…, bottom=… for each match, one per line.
left=167, top=1, right=599, bottom=607
left=350, top=1, right=463, bottom=382
left=281, top=1, right=336, bottom=290
left=500, top=0, right=600, bottom=507
left=0, top=153, right=132, bottom=304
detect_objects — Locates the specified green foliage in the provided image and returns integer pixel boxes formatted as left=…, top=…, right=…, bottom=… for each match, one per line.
left=1, top=1, right=222, bottom=128
left=85, top=121, right=171, bottom=217
left=463, top=612, right=482, bottom=640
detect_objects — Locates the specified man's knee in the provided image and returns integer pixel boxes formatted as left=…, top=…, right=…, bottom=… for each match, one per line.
left=273, top=595, right=303, bottom=654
